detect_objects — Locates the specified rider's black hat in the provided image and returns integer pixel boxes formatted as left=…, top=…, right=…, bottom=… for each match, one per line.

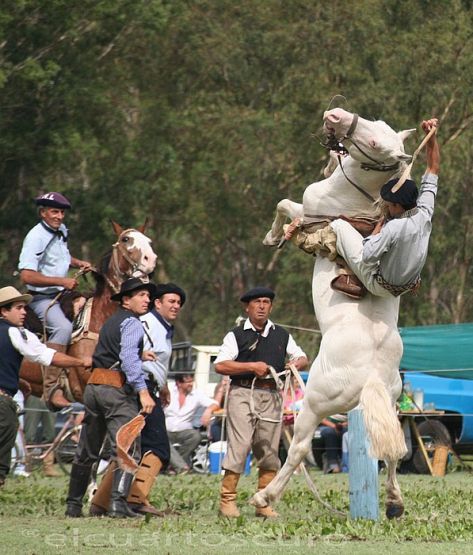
left=111, top=277, right=156, bottom=302
left=380, top=179, right=418, bottom=208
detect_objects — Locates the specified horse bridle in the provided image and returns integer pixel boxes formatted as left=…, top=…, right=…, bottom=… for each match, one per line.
left=322, top=113, right=401, bottom=203
left=106, top=229, right=149, bottom=293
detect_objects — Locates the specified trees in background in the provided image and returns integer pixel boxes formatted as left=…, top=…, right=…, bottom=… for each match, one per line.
left=1, top=0, right=472, bottom=357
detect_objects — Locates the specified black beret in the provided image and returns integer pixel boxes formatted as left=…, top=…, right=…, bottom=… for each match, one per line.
left=154, top=283, right=186, bottom=306
left=240, top=286, right=275, bottom=303
left=380, top=178, right=418, bottom=207
left=111, top=277, right=156, bottom=301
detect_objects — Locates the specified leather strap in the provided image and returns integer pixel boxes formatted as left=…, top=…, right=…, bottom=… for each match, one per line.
left=88, top=368, right=125, bottom=388
left=231, top=377, right=277, bottom=391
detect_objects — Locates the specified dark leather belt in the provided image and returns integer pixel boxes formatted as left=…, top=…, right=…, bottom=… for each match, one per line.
left=88, top=368, right=125, bottom=388
left=231, top=378, right=277, bottom=391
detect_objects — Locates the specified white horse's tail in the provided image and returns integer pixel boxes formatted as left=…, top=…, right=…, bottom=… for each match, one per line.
left=359, top=376, right=407, bottom=461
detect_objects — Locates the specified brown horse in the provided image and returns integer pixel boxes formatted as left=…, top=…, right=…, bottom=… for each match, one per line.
left=19, top=221, right=158, bottom=403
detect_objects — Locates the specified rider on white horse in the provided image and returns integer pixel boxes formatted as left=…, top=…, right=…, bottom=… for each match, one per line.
left=285, top=118, right=440, bottom=299
left=329, top=118, right=440, bottom=298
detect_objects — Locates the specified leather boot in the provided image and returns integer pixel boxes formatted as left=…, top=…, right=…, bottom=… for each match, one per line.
left=330, top=274, right=367, bottom=300
left=127, top=451, right=164, bottom=516
left=255, top=469, right=279, bottom=518
left=65, top=463, right=92, bottom=517
left=43, top=451, right=61, bottom=477
left=43, top=343, right=71, bottom=410
left=89, top=461, right=116, bottom=516
left=108, top=470, right=142, bottom=518
left=218, top=470, right=240, bottom=518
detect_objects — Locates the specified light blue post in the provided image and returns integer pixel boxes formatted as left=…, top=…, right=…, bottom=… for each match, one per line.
left=348, top=408, right=379, bottom=520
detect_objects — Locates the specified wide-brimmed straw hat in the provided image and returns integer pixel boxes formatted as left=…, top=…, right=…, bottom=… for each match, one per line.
left=0, top=286, right=33, bottom=308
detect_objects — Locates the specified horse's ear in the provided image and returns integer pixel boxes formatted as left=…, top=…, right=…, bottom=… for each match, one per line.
left=398, top=128, right=416, bottom=143
left=136, top=218, right=149, bottom=234
left=111, top=220, right=124, bottom=236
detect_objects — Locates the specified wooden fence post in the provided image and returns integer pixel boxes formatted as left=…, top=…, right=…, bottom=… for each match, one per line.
left=348, top=408, right=379, bottom=520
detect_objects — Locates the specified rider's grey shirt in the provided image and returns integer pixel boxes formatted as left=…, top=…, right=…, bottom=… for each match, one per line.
left=18, top=221, right=71, bottom=294
left=362, top=173, right=438, bottom=285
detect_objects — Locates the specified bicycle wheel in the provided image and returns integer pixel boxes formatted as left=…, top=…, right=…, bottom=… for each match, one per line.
left=54, top=425, right=81, bottom=475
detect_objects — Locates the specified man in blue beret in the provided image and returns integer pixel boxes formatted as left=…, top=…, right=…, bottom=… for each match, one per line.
left=18, top=192, right=92, bottom=409
left=215, top=286, right=308, bottom=518
left=329, top=118, right=440, bottom=298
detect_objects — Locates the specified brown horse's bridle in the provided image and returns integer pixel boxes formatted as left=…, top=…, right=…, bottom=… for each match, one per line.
left=105, top=229, right=150, bottom=294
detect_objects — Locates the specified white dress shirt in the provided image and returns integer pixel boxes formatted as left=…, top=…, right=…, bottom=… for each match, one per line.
left=165, top=383, right=217, bottom=432
left=214, top=318, right=306, bottom=364
left=9, top=327, right=55, bottom=366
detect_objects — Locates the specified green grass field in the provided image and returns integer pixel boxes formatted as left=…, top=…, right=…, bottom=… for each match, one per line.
left=1, top=468, right=472, bottom=554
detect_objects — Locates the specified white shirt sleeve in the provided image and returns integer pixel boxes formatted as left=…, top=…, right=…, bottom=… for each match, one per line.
left=214, top=331, right=239, bottom=363
left=9, top=327, right=55, bottom=366
left=286, top=334, right=307, bottom=360
left=195, top=390, right=219, bottom=409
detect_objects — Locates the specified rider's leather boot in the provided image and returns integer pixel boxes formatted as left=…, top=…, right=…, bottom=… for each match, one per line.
left=330, top=273, right=367, bottom=300
left=65, top=462, right=92, bottom=517
left=127, top=451, right=164, bottom=516
left=255, top=469, right=279, bottom=518
left=43, top=343, right=71, bottom=410
left=218, top=470, right=240, bottom=518
left=108, top=470, right=142, bottom=518
left=89, top=461, right=116, bottom=516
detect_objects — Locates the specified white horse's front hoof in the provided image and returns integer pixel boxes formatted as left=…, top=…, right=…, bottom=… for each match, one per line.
left=262, top=232, right=281, bottom=247
left=249, top=491, right=268, bottom=508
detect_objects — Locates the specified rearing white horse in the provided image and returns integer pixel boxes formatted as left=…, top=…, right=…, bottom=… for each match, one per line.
left=253, top=108, right=416, bottom=519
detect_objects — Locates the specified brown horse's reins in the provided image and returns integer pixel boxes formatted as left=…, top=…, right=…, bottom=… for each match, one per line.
left=41, top=267, right=93, bottom=343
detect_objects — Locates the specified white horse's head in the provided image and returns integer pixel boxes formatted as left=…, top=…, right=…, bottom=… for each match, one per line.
left=323, top=108, right=415, bottom=169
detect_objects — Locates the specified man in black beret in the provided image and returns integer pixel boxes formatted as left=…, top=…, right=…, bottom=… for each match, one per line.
left=214, top=287, right=308, bottom=518
left=329, top=117, right=440, bottom=297
left=18, top=191, right=92, bottom=409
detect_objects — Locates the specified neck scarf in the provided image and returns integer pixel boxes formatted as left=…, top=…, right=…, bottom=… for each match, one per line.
left=152, top=308, right=174, bottom=340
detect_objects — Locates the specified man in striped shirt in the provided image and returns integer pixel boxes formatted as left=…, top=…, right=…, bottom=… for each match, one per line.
left=65, top=277, right=156, bottom=519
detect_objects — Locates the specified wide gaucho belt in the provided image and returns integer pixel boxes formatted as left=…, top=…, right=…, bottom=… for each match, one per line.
left=88, top=368, right=125, bottom=388
left=231, top=377, right=278, bottom=391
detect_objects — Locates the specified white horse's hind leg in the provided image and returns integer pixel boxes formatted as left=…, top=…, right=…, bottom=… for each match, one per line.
left=263, top=199, right=303, bottom=246
left=250, top=406, right=319, bottom=508
left=385, top=459, right=404, bottom=519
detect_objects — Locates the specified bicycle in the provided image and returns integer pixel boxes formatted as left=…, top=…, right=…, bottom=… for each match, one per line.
left=11, top=405, right=83, bottom=476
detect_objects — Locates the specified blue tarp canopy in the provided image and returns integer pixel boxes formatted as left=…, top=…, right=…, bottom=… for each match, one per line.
left=399, top=322, right=473, bottom=380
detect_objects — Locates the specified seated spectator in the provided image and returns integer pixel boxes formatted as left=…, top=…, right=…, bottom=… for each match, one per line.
left=164, top=373, right=219, bottom=473
left=280, top=376, right=316, bottom=468
left=209, top=376, right=230, bottom=442
left=317, top=414, right=348, bottom=474
left=24, top=396, right=59, bottom=476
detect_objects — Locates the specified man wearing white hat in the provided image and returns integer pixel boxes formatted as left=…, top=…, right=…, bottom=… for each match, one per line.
left=0, top=286, right=91, bottom=487
left=18, top=191, right=92, bottom=409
